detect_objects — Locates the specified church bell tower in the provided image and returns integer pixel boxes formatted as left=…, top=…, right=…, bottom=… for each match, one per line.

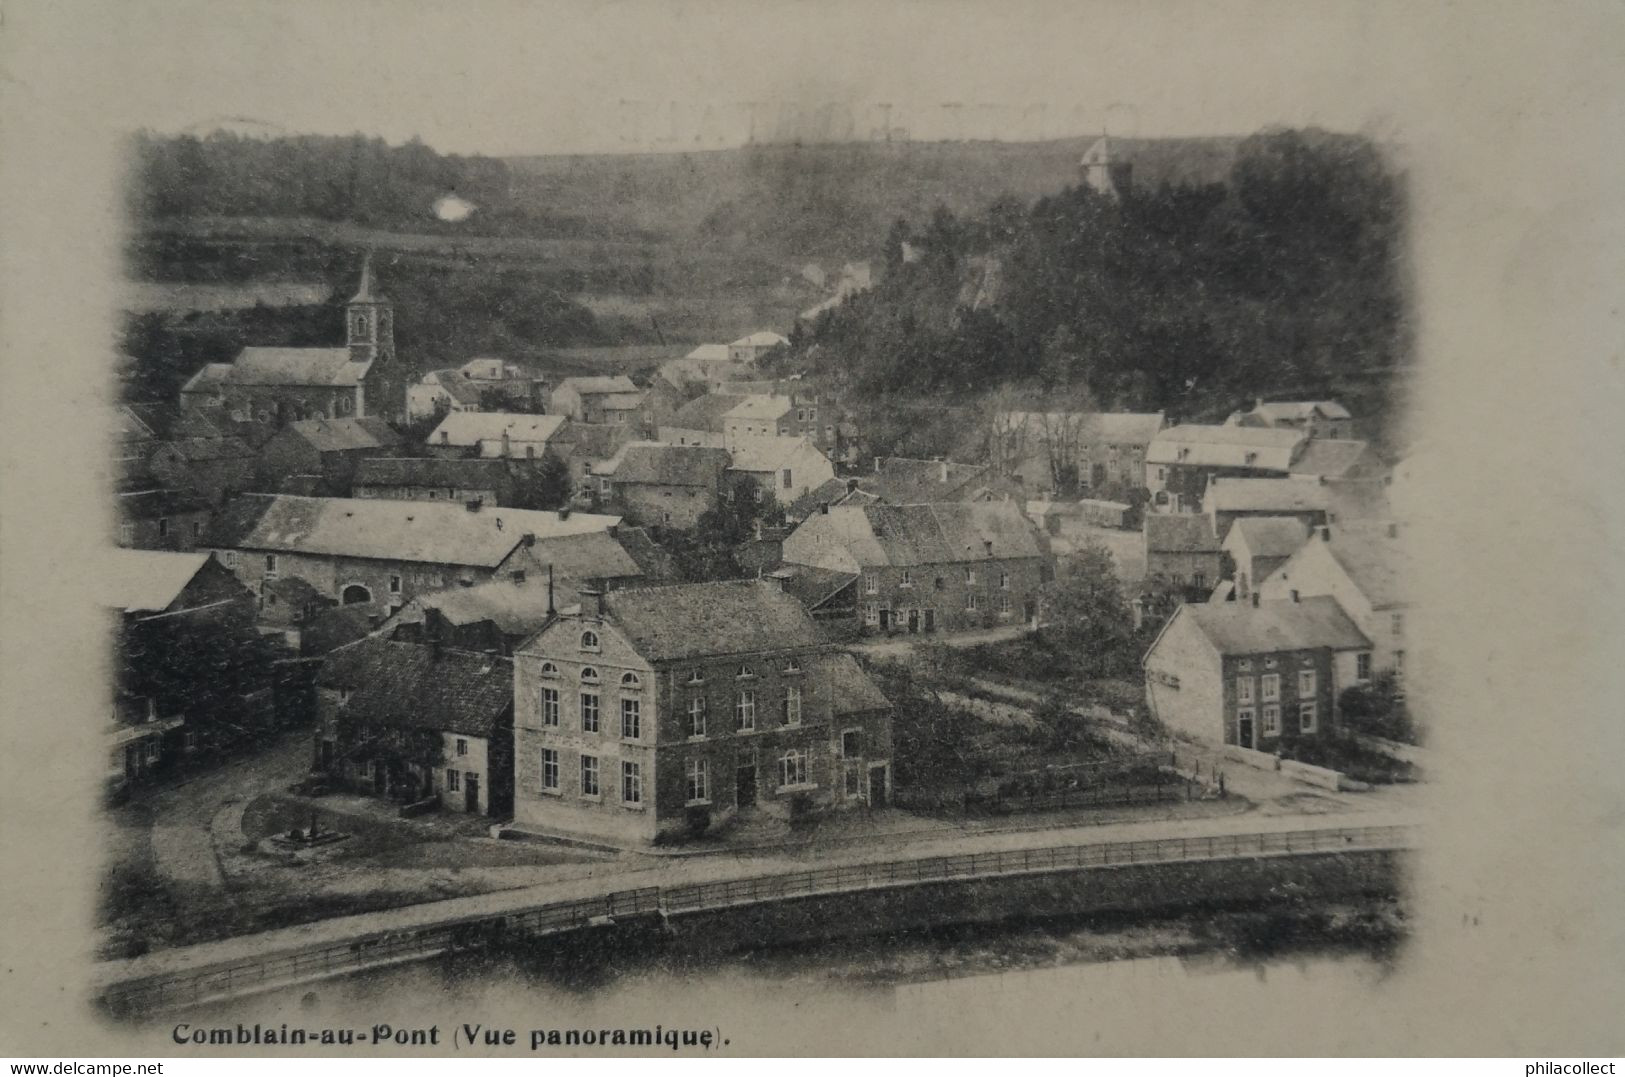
left=346, top=253, right=394, bottom=367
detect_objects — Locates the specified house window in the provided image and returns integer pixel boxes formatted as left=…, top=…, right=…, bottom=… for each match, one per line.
left=1261, top=705, right=1279, bottom=735
left=1236, top=677, right=1254, bottom=704
left=620, top=697, right=641, bottom=739
left=1299, top=701, right=1318, bottom=733
left=999, top=593, right=1012, bottom=614
left=1391, top=612, right=1405, bottom=637
left=455, top=738, right=468, bottom=757
left=389, top=574, right=402, bottom=595
left=964, top=567, right=976, bottom=585
left=865, top=574, right=878, bottom=595
left=580, top=666, right=599, bottom=684
left=157, top=518, right=170, bottom=538
left=687, top=696, right=707, bottom=738
left=900, top=570, right=913, bottom=588
left=541, top=687, right=559, bottom=726
left=1260, top=674, right=1280, bottom=702
left=1193, top=572, right=1206, bottom=589
left=737, top=664, right=755, bottom=679
left=446, top=769, right=461, bottom=792
left=844, top=761, right=863, bottom=797
left=118, top=523, right=134, bottom=545
left=783, top=659, right=801, bottom=674
left=337, top=687, right=351, bottom=707
left=840, top=729, right=861, bottom=758
left=965, top=592, right=979, bottom=611
left=864, top=604, right=879, bottom=626
left=621, top=761, right=642, bottom=804
left=685, top=669, right=705, bottom=685
left=541, top=749, right=559, bottom=790
left=1238, top=658, right=1252, bottom=671
left=540, top=662, right=558, bottom=678
left=224, top=550, right=240, bottom=568
left=1356, top=652, right=1372, bottom=680
left=685, top=757, right=709, bottom=804
left=1000, top=572, right=1010, bottom=590
left=1297, top=670, right=1317, bottom=697
left=1394, top=650, right=1406, bottom=680
left=621, top=672, right=641, bottom=688
left=781, top=468, right=793, bottom=489
left=264, top=554, right=279, bottom=578
left=783, top=685, right=802, bottom=725
left=580, top=693, right=600, bottom=733
left=581, top=631, right=600, bottom=652
left=735, top=690, right=756, bottom=731
left=580, top=755, right=599, bottom=797
left=779, top=748, right=808, bottom=789
left=191, top=521, right=203, bottom=539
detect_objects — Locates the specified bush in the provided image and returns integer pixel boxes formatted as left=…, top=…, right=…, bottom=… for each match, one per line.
left=684, top=805, right=711, bottom=838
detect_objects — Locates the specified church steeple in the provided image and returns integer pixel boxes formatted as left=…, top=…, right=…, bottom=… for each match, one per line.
left=346, top=253, right=393, bottom=367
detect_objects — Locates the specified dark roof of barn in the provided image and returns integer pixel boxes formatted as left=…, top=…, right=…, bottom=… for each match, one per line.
left=280, top=416, right=400, bottom=453
left=1181, top=596, right=1371, bottom=655
left=774, top=566, right=859, bottom=611
left=668, top=393, right=749, bottom=432
left=607, top=442, right=731, bottom=486
left=354, top=456, right=512, bottom=489
left=591, top=579, right=827, bottom=662
left=317, top=637, right=513, bottom=736
left=1145, top=513, right=1221, bottom=554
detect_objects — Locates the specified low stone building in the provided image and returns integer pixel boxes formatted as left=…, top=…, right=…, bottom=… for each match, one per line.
left=352, top=456, right=520, bottom=507
left=726, top=436, right=835, bottom=507
left=511, top=579, right=893, bottom=845
left=599, top=442, right=731, bottom=529
left=425, top=411, right=570, bottom=461
left=1145, top=424, right=1306, bottom=514
left=1144, top=513, right=1223, bottom=591
left=1221, top=516, right=1309, bottom=601
left=258, top=417, right=402, bottom=493
left=1259, top=521, right=1411, bottom=680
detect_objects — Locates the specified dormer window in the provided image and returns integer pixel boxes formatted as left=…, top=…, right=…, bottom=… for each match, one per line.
left=783, top=659, right=802, bottom=674
left=737, top=664, right=755, bottom=680
left=539, top=662, right=559, bottom=678
left=580, top=666, right=600, bottom=684
left=620, top=672, right=641, bottom=689
left=338, top=688, right=351, bottom=706
left=580, top=630, right=600, bottom=652
left=685, top=669, right=705, bottom=686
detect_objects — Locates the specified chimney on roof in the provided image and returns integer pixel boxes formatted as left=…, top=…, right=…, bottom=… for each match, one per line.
left=1319, top=525, right=1332, bottom=542
left=846, top=477, right=859, bottom=494
left=501, top=431, right=511, bottom=457
left=940, top=459, right=950, bottom=483
left=546, top=563, right=556, bottom=616
left=580, top=585, right=606, bottom=619
left=1251, top=592, right=1260, bottom=608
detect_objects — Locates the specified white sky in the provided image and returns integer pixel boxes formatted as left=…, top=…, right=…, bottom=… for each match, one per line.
left=39, top=0, right=1460, bottom=156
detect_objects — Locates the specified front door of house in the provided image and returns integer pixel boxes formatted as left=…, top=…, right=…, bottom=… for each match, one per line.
left=373, top=760, right=387, bottom=795
left=907, top=609, right=919, bottom=633
left=465, top=774, right=479, bottom=813
left=1237, top=716, right=1255, bottom=750
left=1091, top=463, right=1107, bottom=487
left=867, top=764, right=888, bottom=808
left=923, top=608, right=935, bottom=633
left=736, top=765, right=757, bottom=807
left=878, top=608, right=891, bottom=631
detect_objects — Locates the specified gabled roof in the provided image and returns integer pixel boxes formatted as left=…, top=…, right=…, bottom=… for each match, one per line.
left=1225, top=516, right=1309, bottom=558
left=180, top=363, right=233, bottom=394
left=1178, top=596, right=1370, bottom=655
left=566, top=422, right=637, bottom=461
left=427, top=411, right=567, bottom=448
left=1287, top=439, right=1382, bottom=480
left=123, top=403, right=229, bottom=441
left=536, top=579, right=827, bottom=663
left=730, top=331, right=790, bottom=349
left=1206, top=477, right=1329, bottom=513
left=1320, top=522, right=1411, bottom=608
left=810, top=651, right=891, bottom=714
left=201, top=494, right=620, bottom=568
left=317, top=638, right=512, bottom=738
left=222, top=348, right=367, bottom=387
left=795, top=502, right=1045, bottom=567
left=1145, top=513, right=1221, bottom=554
left=724, top=395, right=794, bottom=422
left=865, top=457, right=990, bottom=504
left=278, top=417, right=400, bottom=454
left=597, top=391, right=647, bottom=411
left=667, top=393, right=748, bottom=432
left=605, top=442, right=731, bottom=487
left=423, top=369, right=485, bottom=406
left=106, top=549, right=216, bottom=614
left=1252, top=400, right=1352, bottom=423
left=684, top=344, right=731, bottom=362
left=505, top=531, right=646, bottom=587
left=354, top=456, right=513, bottom=489
left=774, top=565, right=859, bottom=611
left=614, top=526, right=681, bottom=582
left=787, top=477, right=876, bottom=520
left=728, top=436, right=823, bottom=475
left=555, top=375, right=637, bottom=396
left=1146, top=424, right=1304, bottom=469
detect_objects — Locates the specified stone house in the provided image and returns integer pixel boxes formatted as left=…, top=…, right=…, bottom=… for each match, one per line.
left=458, top=356, right=548, bottom=411
left=726, top=331, right=790, bottom=364
left=726, top=437, right=835, bottom=507
left=511, top=580, right=893, bottom=845
left=598, top=442, right=731, bottom=529
left=258, top=417, right=402, bottom=494
left=147, top=435, right=258, bottom=507
left=315, top=636, right=514, bottom=816
left=115, top=473, right=213, bottom=552
left=1142, top=594, right=1370, bottom=750
left=782, top=501, right=1051, bottom=635
left=723, top=395, right=796, bottom=447
left=659, top=392, right=748, bottom=449
left=425, top=411, right=570, bottom=461
left=1220, top=516, right=1309, bottom=601
left=563, top=423, right=638, bottom=498
left=406, top=368, right=485, bottom=421
left=1144, top=513, right=1223, bottom=590
left=201, top=493, right=621, bottom=615
left=1234, top=399, right=1354, bottom=440
left=1205, top=476, right=1331, bottom=542
left=550, top=376, right=645, bottom=427
left=1002, top=411, right=1166, bottom=495
left=1259, top=521, right=1411, bottom=680
left=352, top=457, right=519, bottom=507
left=1145, top=424, right=1306, bottom=514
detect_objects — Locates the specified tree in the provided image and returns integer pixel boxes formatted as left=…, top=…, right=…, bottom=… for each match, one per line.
left=528, top=451, right=573, bottom=511
left=1038, top=542, right=1137, bottom=677
left=1337, top=672, right=1415, bottom=743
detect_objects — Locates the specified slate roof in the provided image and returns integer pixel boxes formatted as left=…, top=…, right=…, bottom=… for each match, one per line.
left=180, top=363, right=233, bottom=394
left=684, top=344, right=731, bottom=362
left=605, top=442, right=730, bottom=487
left=1206, top=478, right=1330, bottom=513
left=354, top=456, right=513, bottom=489
left=124, top=403, right=229, bottom=441
left=730, top=331, right=789, bottom=349
left=504, top=531, right=646, bottom=587
left=561, top=422, right=634, bottom=461
left=317, top=637, right=513, bottom=737
left=775, top=566, right=859, bottom=611
left=278, top=417, right=399, bottom=454
left=556, top=375, right=638, bottom=396
left=728, top=436, right=822, bottom=474
left=667, top=393, right=748, bottom=432
left=264, top=574, right=326, bottom=608
left=865, top=457, right=991, bottom=504
left=1146, top=424, right=1305, bottom=469
left=597, top=392, right=646, bottom=411
left=106, top=550, right=214, bottom=613
left=809, top=651, right=892, bottom=714
left=1287, top=439, right=1381, bottom=480
left=1180, top=596, right=1371, bottom=655
left=795, top=502, right=1046, bottom=567
left=1322, top=522, right=1411, bottom=608
left=222, top=347, right=367, bottom=387
left=787, top=477, right=875, bottom=520
left=1145, top=513, right=1221, bottom=554
left=1252, top=400, right=1352, bottom=423
left=1226, top=517, right=1309, bottom=558
left=724, top=395, right=794, bottom=422
left=614, top=526, right=680, bottom=582
left=116, top=484, right=212, bottom=520
left=428, top=411, right=568, bottom=448
left=424, top=369, right=484, bottom=407
left=580, top=579, right=828, bottom=663
left=299, top=604, right=382, bottom=657
left=200, top=494, right=620, bottom=568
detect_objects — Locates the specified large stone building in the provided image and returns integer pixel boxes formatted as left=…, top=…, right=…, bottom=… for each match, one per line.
left=1145, top=424, right=1307, bottom=514
left=598, top=442, right=731, bottom=529
left=1001, top=411, right=1166, bottom=495
left=201, top=494, right=621, bottom=615
left=726, top=437, right=835, bottom=507
left=511, top=580, right=893, bottom=845
left=782, top=501, right=1051, bottom=635
left=179, top=256, right=405, bottom=425
left=1259, top=521, right=1412, bottom=680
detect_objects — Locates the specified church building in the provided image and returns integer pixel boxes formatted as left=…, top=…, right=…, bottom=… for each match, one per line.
left=180, top=255, right=403, bottom=426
